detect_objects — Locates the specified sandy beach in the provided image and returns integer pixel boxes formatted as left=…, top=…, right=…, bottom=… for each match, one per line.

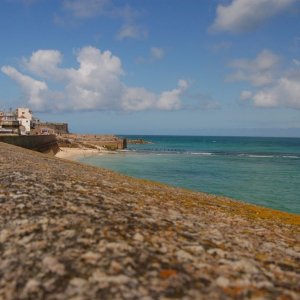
left=55, top=147, right=106, bottom=160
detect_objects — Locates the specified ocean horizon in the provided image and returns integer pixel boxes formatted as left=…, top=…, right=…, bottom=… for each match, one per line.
left=78, top=135, right=300, bottom=215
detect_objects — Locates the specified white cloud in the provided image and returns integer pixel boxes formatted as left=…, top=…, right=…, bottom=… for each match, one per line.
left=116, top=24, right=147, bottom=40
left=157, top=80, right=188, bottom=110
left=60, top=0, right=144, bottom=41
left=120, top=80, right=188, bottom=111
left=136, top=47, right=165, bottom=64
left=150, top=47, right=165, bottom=61
left=252, top=75, right=300, bottom=109
left=240, top=90, right=252, bottom=100
left=1, top=66, right=48, bottom=110
left=2, top=46, right=188, bottom=112
left=121, top=87, right=156, bottom=111
left=62, top=0, right=111, bottom=19
left=23, top=49, right=63, bottom=79
left=211, top=0, right=297, bottom=33
left=61, top=0, right=138, bottom=20
left=293, top=59, right=300, bottom=66
left=229, top=50, right=300, bottom=109
left=227, top=50, right=280, bottom=86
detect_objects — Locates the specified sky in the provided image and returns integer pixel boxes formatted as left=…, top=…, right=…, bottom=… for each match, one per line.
left=0, top=0, right=300, bottom=136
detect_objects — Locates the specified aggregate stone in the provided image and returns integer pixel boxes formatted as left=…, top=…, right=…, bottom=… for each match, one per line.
left=0, top=142, right=299, bottom=300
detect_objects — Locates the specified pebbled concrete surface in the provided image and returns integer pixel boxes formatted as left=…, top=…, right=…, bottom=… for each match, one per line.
left=0, top=142, right=299, bottom=300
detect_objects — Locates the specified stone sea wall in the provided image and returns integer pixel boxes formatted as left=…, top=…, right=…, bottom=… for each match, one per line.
left=0, top=142, right=299, bottom=299
left=57, top=134, right=127, bottom=150
left=0, top=135, right=59, bottom=154
left=39, top=123, right=69, bottom=134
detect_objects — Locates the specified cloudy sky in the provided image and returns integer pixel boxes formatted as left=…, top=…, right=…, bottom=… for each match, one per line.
left=0, top=0, right=300, bottom=136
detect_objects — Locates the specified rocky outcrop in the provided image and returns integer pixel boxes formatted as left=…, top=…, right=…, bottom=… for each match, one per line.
left=0, top=142, right=299, bottom=300
left=127, top=139, right=152, bottom=145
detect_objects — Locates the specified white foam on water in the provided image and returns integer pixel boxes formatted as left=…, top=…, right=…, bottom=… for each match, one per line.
left=190, top=152, right=214, bottom=156
left=248, top=155, right=274, bottom=158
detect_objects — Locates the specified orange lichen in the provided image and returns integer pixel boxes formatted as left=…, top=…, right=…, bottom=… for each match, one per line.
left=159, top=269, right=177, bottom=279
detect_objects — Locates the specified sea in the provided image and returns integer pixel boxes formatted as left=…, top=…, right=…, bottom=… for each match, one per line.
left=78, top=136, right=300, bottom=215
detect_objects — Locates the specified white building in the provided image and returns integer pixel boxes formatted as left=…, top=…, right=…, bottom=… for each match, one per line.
left=18, top=116, right=31, bottom=134
left=16, top=108, right=32, bottom=120
left=16, top=108, right=32, bottom=134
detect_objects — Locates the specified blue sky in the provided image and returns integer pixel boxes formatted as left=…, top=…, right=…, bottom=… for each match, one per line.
left=0, top=0, right=300, bottom=136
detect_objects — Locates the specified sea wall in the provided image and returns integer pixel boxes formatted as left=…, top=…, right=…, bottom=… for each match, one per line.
left=57, top=134, right=127, bottom=150
left=84, top=139, right=127, bottom=150
left=0, top=142, right=299, bottom=299
left=0, top=134, right=59, bottom=154
left=39, top=122, right=69, bottom=134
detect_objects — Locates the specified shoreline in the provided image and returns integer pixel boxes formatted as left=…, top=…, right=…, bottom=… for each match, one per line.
left=56, top=147, right=300, bottom=216
left=55, top=147, right=122, bottom=161
left=55, top=147, right=106, bottom=160
left=52, top=145, right=300, bottom=223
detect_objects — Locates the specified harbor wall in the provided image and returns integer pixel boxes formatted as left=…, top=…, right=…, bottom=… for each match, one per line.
left=38, top=122, right=69, bottom=134
left=83, top=139, right=127, bottom=150
left=0, top=135, right=59, bottom=154
left=57, top=134, right=127, bottom=150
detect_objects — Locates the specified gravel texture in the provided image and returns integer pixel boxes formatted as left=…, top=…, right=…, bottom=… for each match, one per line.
left=0, top=142, right=299, bottom=300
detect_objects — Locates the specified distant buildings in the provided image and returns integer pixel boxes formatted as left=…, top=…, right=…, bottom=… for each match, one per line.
left=0, top=107, right=69, bottom=135
left=16, top=108, right=33, bottom=134
left=0, top=109, right=27, bottom=135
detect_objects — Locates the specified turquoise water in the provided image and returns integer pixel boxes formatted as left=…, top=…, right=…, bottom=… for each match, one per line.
left=79, top=136, right=300, bottom=214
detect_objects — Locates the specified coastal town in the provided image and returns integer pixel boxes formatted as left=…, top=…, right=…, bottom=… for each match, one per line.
left=0, top=107, right=68, bottom=136
left=0, top=107, right=127, bottom=155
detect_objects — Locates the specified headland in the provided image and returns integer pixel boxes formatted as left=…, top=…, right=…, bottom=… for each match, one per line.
left=0, top=142, right=299, bottom=299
